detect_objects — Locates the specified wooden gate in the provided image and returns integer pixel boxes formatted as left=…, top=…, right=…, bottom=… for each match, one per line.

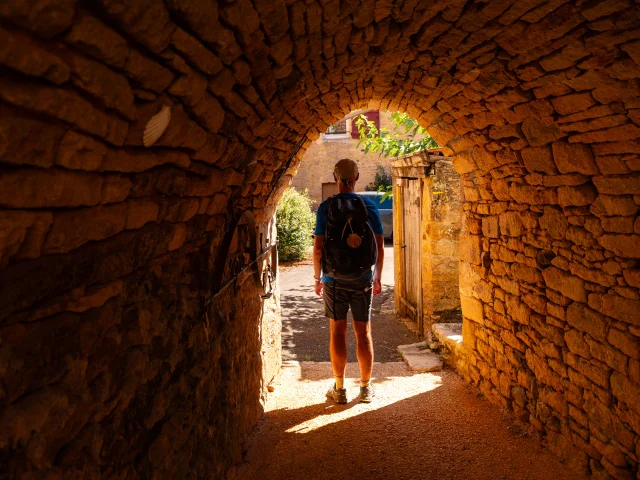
left=400, top=177, right=422, bottom=325
left=393, top=170, right=424, bottom=332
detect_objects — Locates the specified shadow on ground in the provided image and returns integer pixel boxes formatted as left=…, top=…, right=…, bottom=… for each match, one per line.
left=280, top=284, right=420, bottom=362
left=237, top=364, right=586, bottom=480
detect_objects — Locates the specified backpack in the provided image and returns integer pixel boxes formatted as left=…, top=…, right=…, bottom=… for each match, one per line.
left=322, top=195, right=377, bottom=280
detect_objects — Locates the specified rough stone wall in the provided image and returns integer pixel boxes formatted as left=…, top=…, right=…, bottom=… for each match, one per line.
left=291, top=110, right=394, bottom=205
left=1, top=0, right=640, bottom=478
left=422, top=158, right=462, bottom=327
left=0, top=1, right=286, bottom=477
left=392, top=153, right=462, bottom=334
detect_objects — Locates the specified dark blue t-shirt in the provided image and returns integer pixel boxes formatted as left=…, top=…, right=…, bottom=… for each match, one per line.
left=315, top=193, right=384, bottom=283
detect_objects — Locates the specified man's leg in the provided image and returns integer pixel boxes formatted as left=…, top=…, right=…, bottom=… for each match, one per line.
left=324, top=281, right=349, bottom=403
left=351, top=280, right=375, bottom=402
left=329, top=319, right=348, bottom=385
left=353, top=320, right=373, bottom=383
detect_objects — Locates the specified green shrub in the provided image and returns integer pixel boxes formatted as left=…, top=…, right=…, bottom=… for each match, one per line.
left=364, top=164, right=392, bottom=191
left=276, top=187, right=316, bottom=261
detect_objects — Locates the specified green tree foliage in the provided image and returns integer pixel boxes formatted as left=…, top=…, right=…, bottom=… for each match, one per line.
left=355, top=111, right=438, bottom=158
left=356, top=112, right=439, bottom=202
left=276, top=187, right=316, bottom=261
left=364, top=165, right=392, bottom=191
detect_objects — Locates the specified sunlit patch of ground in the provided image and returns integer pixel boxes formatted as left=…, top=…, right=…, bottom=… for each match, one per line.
left=282, top=362, right=443, bottom=434
left=236, top=362, right=585, bottom=480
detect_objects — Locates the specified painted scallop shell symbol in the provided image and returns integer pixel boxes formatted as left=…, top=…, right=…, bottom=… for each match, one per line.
left=347, top=233, right=362, bottom=248
left=143, top=105, right=171, bottom=147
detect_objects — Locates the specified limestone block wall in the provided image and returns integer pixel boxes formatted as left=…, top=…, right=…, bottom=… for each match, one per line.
left=392, top=153, right=461, bottom=333
left=422, top=158, right=462, bottom=324
left=292, top=110, right=395, bottom=205
left=0, top=1, right=287, bottom=477
left=1, top=0, right=640, bottom=478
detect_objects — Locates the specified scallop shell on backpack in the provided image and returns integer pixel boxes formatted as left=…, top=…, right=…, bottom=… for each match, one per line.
left=143, top=105, right=171, bottom=147
left=346, top=233, right=362, bottom=248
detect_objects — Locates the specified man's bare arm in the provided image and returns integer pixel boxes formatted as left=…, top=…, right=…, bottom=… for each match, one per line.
left=372, top=233, right=384, bottom=295
left=313, top=236, right=324, bottom=296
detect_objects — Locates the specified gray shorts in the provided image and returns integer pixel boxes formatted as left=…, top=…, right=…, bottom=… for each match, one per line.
left=323, top=277, right=373, bottom=322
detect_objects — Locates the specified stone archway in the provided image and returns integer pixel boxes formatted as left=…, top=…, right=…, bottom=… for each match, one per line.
left=1, top=0, right=639, bottom=477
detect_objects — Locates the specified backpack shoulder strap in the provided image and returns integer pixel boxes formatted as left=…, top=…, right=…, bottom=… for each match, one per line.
left=355, top=195, right=373, bottom=222
left=324, top=196, right=337, bottom=235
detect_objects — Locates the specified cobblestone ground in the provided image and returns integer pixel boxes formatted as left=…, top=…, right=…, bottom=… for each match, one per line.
left=236, top=362, right=585, bottom=480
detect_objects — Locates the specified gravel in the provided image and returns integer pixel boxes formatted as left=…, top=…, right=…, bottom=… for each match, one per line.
left=236, top=362, right=585, bottom=480
left=258, top=245, right=583, bottom=480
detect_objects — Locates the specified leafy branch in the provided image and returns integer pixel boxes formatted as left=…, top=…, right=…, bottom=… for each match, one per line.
left=355, top=112, right=439, bottom=203
left=354, top=112, right=438, bottom=158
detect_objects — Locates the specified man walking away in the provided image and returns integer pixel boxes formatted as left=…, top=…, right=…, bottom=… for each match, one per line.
left=313, top=158, right=385, bottom=404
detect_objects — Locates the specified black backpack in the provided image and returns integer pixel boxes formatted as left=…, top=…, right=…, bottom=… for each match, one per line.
left=321, top=195, right=377, bottom=280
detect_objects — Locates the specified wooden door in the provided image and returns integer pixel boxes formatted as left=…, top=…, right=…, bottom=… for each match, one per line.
left=322, top=182, right=339, bottom=201
left=400, top=178, right=421, bottom=327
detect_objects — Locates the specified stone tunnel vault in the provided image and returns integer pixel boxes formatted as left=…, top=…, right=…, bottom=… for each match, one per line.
left=1, top=0, right=640, bottom=478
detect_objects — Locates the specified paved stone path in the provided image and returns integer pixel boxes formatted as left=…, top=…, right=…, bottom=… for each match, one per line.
left=236, top=362, right=585, bottom=480
left=280, top=244, right=421, bottom=363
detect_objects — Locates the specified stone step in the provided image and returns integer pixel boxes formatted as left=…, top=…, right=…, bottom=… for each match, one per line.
left=431, top=323, right=463, bottom=355
left=397, top=342, right=443, bottom=372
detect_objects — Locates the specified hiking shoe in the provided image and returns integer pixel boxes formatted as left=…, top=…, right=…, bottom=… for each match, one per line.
left=326, top=385, right=348, bottom=404
left=359, top=384, right=375, bottom=403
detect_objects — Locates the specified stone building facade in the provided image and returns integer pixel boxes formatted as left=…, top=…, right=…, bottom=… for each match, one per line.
left=291, top=110, right=393, bottom=206
left=0, top=1, right=640, bottom=479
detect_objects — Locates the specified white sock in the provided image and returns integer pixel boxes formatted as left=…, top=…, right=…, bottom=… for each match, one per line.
left=335, top=376, right=344, bottom=389
left=360, top=379, right=371, bottom=388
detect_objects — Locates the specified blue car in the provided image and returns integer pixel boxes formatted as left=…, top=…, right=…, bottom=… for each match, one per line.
left=357, top=191, right=393, bottom=240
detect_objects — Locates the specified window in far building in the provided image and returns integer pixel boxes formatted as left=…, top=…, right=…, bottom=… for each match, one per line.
left=326, top=118, right=347, bottom=134
left=322, top=182, right=339, bottom=201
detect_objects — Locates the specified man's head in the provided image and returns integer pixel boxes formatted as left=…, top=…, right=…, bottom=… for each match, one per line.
left=333, top=158, right=359, bottom=193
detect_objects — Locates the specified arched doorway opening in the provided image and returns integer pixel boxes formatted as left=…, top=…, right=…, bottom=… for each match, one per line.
left=0, top=1, right=639, bottom=478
